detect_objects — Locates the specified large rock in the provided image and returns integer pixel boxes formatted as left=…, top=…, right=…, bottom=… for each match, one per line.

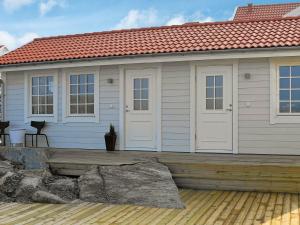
left=15, top=176, right=43, bottom=202
left=0, top=161, right=14, bottom=177
left=48, top=178, right=78, bottom=201
left=78, top=166, right=107, bottom=202
left=0, top=172, right=24, bottom=195
left=32, top=191, right=68, bottom=204
left=78, top=161, right=184, bottom=208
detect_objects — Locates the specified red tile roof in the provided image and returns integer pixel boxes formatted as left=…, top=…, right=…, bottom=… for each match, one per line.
left=0, top=16, right=300, bottom=66
left=234, top=2, right=300, bottom=21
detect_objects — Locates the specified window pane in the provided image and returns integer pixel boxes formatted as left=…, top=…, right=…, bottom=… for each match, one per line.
left=280, top=66, right=290, bottom=77
left=32, top=77, right=39, bottom=86
left=206, top=88, right=214, bottom=98
left=292, top=90, right=300, bottom=100
left=78, top=105, right=85, bottom=114
left=134, top=79, right=141, bottom=89
left=141, top=89, right=148, bottom=99
left=39, top=105, right=46, bottom=114
left=39, top=77, right=46, bottom=85
left=39, top=86, right=46, bottom=95
left=280, top=78, right=290, bottom=89
left=215, top=76, right=223, bottom=86
left=206, top=99, right=214, bottom=110
left=141, top=100, right=148, bottom=110
left=47, top=76, right=53, bottom=84
left=292, top=102, right=300, bottom=113
left=39, top=96, right=46, bottom=104
left=215, top=99, right=223, bottom=110
left=70, top=105, right=77, bottom=114
left=32, top=105, right=38, bottom=114
left=32, top=96, right=38, bottom=104
left=280, top=102, right=290, bottom=113
left=47, top=85, right=53, bottom=95
left=87, top=94, right=94, bottom=103
left=87, top=84, right=94, bottom=94
left=87, top=104, right=94, bottom=114
left=32, top=86, right=38, bottom=95
left=206, top=76, right=214, bottom=87
left=280, top=90, right=290, bottom=101
left=70, top=95, right=77, bottom=104
left=87, top=74, right=94, bottom=83
left=70, top=75, right=77, bottom=84
left=134, top=90, right=140, bottom=99
left=79, top=75, right=86, bottom=84
left=70, top=85, right=77, bottom=94
left=78, top=95, right=86, bottom=104
left=79, top=85, right=86, bottom=94
left=141, top=79, right=148, bottom=89
left=134, top=100, right=140, bottom=110
left=46, top=105, right=53, bottom=114
left=291, top=66, right=300, bottom=77
left=215, top=88, right=223, bottom=98
left=292, top=78, right=300, bottom=88
left=47, top=96, right=53, bottom=104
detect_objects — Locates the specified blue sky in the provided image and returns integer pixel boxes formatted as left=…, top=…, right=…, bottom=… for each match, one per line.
left=0, top=0, right=299, bottom=50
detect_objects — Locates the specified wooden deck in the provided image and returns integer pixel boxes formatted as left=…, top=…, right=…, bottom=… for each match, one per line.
left=47, top=149, right=300, bottom=193
left=0, top=189, right=299, bottom=224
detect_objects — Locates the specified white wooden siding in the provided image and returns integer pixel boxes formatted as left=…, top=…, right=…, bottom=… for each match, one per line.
left=161, top=62, right=190, bottom=152
left=5, top=66, right=119, bottom=149
left=238, top=59, right=300, bottom=155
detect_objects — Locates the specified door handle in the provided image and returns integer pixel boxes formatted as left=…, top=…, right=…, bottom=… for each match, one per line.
left=226, top=108, right=232, bottom=112
left=226, top=104, right=233, bottom=111
left=126, top=109, right=130, bottom=112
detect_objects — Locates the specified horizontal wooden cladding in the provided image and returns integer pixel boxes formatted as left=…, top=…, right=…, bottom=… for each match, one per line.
left=48, top=149, right=300, bottom=193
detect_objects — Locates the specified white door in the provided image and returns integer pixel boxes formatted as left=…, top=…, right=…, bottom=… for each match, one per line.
left=196, top=66, right=233, bottom=152
left=125, top=69, right=156, bottom=150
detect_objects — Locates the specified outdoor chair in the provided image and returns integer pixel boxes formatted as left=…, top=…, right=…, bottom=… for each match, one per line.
left=25, top=121, right=49, bottom=147
left=0, top=121, right=10, bottom=146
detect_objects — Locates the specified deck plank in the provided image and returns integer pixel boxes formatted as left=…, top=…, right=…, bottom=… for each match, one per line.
left=0, top=190, right=299, bottom=224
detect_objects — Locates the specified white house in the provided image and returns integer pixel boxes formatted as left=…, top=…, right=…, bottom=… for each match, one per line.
left=0, top=3, right=300, bottom=155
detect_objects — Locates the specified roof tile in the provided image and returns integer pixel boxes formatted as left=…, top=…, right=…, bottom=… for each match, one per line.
left=0, top=17, right=300, bottom=65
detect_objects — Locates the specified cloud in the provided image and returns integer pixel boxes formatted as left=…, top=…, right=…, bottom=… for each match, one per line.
left=0, top=31, right=39, bottom=50
left=229, top=6, right=238, bottom=20
left=115, top=8, right=158, bottom=29
left=2, top=0, right=34, bottom=12
left=39, top=0, right=65, bottom=16
left=165, top=12, right=214, bottom=26
left=166, top=15, right=185, bottom=26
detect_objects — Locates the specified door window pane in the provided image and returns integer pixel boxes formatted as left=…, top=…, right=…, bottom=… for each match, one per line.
left=205, top=75, right=223, bottom=110
left=133, top=78, right=149, bottom=111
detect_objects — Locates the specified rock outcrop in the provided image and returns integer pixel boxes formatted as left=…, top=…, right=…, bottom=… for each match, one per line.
left=0, top=151, right=183, bottom=208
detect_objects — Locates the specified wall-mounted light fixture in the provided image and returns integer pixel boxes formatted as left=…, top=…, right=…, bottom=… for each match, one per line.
left=107, top=78, right=114, bottom=84
left=244, top=73, right=251, bottom=80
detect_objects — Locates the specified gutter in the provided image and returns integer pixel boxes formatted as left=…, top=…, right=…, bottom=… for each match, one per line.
left=1, top=46, right=300, bottom=70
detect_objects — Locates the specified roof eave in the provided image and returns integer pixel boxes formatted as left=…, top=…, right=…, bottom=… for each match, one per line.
left=1, top=46, right=300, bottom=70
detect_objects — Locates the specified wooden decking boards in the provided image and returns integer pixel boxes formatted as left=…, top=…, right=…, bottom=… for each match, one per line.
left=0, top=190, right=299, bottom=224
left=47, top=149, right=300, bottom=193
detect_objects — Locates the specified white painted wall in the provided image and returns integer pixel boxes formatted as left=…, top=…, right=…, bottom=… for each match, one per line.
left=5, top=58, right=300, bottom=154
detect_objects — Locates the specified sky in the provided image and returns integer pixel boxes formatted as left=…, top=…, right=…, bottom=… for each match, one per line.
left=0, top=0, right=299, bottom=50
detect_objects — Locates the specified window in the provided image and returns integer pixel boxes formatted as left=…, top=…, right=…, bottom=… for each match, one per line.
left=69, top=74, right=94, bottom=115
left=31, top=76, right=53, bottom=115
left=133, top=78, right=149, bottom=111
left=279, top=66, right=300, bottom=113
left=206, top=75, right=223, bottom=110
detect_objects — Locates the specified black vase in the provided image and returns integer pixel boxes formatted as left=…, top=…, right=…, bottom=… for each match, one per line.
left=104, top=133, right=117, bottom=151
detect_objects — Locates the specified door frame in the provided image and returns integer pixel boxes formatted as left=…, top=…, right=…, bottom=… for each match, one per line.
left=119, top=64, right=162, bottom=151
left=190, top=60, right=239, bottom=154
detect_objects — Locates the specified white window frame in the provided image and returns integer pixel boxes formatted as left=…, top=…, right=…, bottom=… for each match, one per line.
left=270, top=57, right=300, bottom=124
left=62, top=67, right=99, bottom=123
left=24, top=70, right=58, bottom=123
